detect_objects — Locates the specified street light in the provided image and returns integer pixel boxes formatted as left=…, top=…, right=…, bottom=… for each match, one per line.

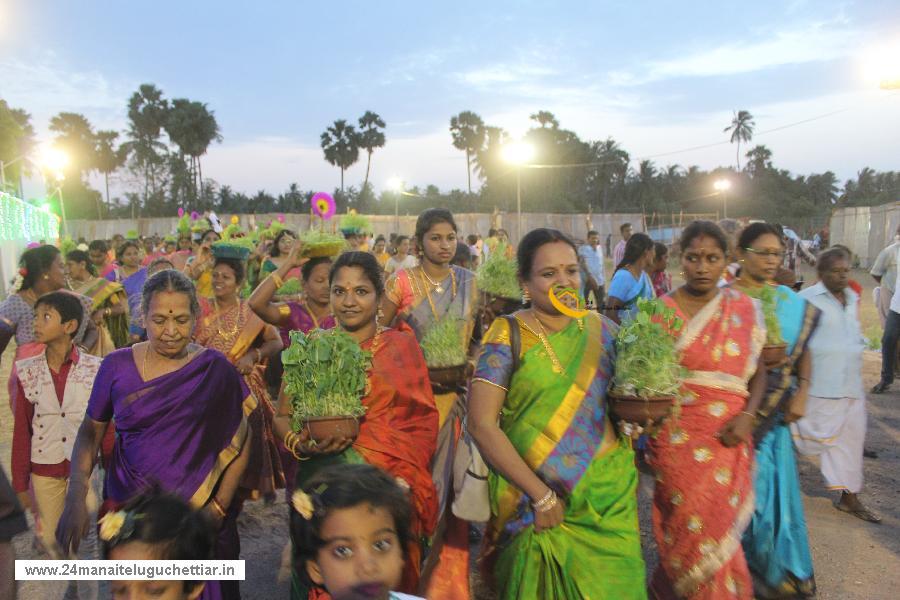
left=387, top=177, right=403, bottom=232
left=502, top=141, right=535, bottom=243
left=862, top=41, right=900, bottom=90
left=37, top=146, right=70, bottom=236
left=714, top=178, right=732, bottom=218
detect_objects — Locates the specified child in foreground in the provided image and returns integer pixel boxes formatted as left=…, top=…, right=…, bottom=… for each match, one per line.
left=290, top=463, right=423, bottom=600
left=100, top=488, right=215, bottom=600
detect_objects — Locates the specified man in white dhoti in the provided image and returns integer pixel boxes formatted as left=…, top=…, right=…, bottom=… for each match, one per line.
left=794, top=248, right=880, bottom=523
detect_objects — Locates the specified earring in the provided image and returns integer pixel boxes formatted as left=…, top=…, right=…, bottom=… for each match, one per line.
left=739, top=258, right=745, bottom=264
left=522, top=289, right=531, bottom=303
left=43, top=274, right=49, bottom=280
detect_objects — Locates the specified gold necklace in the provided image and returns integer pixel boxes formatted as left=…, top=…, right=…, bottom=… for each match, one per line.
left=420, top=265, right=456, bottom=295
left=529, top=310, right=564, bottom=374
left=213, top=298, right=241, bottom=343
left=420, top=268, right=458, bottom=322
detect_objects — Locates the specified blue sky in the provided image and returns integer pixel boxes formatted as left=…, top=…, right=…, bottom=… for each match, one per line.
left=2, top=0, right=899, bottom=197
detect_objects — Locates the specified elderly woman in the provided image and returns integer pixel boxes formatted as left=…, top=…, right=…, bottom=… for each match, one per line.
left=56, top=270, right=253, bottom=600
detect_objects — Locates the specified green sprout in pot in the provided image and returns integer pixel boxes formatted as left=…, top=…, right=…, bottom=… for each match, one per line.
left=298, top=229, right=348, bottom=258
left=281, top=329, right=371, bottom=433
left=611, top=298, right=686, bottom=399
left=476, top=243, right=520, bottom=300
left=741, top=285, right=786, bottom=346
left=420, top=317, right=468, bottom=368
left=276, top=277, right=303, bottom=296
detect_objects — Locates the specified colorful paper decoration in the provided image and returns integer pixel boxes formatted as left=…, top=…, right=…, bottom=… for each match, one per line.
left=311, top=192, right=336, bottom=220
left=0, top=192, right=60, bottom=242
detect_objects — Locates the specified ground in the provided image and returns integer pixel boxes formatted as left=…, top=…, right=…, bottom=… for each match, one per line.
left=3, top=266, right=899, bottom=599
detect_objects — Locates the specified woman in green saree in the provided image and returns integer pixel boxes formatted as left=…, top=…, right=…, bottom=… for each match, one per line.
left=468, top=228, right=646, bottom=600
left=65, top=249, right=130, bottom=353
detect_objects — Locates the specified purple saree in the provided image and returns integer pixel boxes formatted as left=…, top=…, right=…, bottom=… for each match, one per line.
left=87, top=347, right=255, bottom=600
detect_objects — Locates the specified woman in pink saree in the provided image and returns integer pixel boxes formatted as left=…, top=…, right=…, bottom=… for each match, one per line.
left=648, top=221, right=767, bottom=600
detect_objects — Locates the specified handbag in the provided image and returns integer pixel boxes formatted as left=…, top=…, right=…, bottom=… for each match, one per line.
left=451, top=315, right=520, bottom=522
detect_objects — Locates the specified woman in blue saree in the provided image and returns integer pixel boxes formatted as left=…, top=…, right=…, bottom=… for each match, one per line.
left=604, top=232, right=656, bottom=324
left=106, top=240, right=148, bottom=343
left=57, top=270, right=253, bottom=600
left=732, top=223, right=819, bottom=598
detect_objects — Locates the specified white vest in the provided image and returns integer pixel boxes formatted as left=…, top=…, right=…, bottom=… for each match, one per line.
left=16, top=349, right=102, bottom=465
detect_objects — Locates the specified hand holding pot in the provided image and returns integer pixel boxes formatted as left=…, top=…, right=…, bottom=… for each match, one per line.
left=291, top=427, right=353, bottom=457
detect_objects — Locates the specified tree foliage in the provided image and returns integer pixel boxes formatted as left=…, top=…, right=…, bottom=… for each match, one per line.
left=320, top=119, right=361, bottom=197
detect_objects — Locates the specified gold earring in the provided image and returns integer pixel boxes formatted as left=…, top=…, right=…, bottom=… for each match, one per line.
left=43, top=274, right=49, bottom=279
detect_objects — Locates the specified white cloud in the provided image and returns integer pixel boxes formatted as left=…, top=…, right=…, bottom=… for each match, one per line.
left=610, top=20, right=860, bottom=85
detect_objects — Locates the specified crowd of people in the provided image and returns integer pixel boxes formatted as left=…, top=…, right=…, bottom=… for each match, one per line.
left=0, top=209, right=882, bottom=600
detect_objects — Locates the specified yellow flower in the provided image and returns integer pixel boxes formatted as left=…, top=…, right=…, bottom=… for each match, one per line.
left=98, top=511, right=127, bottom=542
left=292, top=490, right=315, bottom=520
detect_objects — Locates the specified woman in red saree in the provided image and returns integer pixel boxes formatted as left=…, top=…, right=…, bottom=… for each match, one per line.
left=274, top=251, right=439, bottom=600
left=648, top=221, right=767, bottom=600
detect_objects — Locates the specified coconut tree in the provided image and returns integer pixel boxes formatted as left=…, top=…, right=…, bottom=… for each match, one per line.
left=724, top=110, right=755, bottom=171
left=449, top=111, right=485, bottom=194
left=529, top=110, right=560, bottom=129
left=357, top=111, right=385, bottom=192
left=94, top=130, right=127, bottom=213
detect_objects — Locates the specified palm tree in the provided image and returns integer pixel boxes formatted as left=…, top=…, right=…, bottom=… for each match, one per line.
left=357, top=111, right=386, bottom=192
left=122, top=84, right=169, bottom=213
left=94, top=130, right=126, bottom=213
left=724, top=110, right=755, bottom=170
left=449, top=111, right=485, bottom=194
left=320, top=119, right=360, bottom=194
left=529, top=110, right=559, bottom=129
left=164, top=99, right=222, bottom=201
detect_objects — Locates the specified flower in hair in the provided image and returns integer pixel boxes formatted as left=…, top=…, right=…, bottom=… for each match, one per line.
left=394, top=477, right=410, bottom=492
left=98, top=510, right=128, bottom=541
left=292, top=490, right=315, bottom=520
left=18, top=267, right=27, bottom=277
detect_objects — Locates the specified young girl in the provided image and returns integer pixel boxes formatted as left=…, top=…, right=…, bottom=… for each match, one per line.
left=100, top=488, right=216, bottom=600
left=290, top=464, right=423, bottom=600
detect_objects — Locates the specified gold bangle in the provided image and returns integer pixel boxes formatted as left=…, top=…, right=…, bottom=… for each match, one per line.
left=270, top=273, right=285, bottom=289
left=740, top=410, right=755, bottom=418
left=284, top=431, right=298, bottom=451
left=210, top=498, right=227, bottom=518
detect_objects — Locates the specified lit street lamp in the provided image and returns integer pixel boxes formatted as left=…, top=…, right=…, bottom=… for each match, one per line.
left=502, top=141, right=535, bottom=242
left=37, top=146, right=70, bottom=236
left=387, top=177, right=403, bottom=232
left=714, top=178, right=732, bottom=218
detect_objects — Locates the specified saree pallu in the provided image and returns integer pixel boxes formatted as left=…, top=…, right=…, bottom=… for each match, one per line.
left=73, top=276, right=130, bottom=352
left=737, top=285, right=819, bottom=598
left=106, top=268, right=148, bottom=337
left=87, top=348, right=255, bottom=600
left=649, top=289, right=765, bottom=600
left=385, top=265, right=478, bottom=599
left=195, top=299, right=285, bottom=498
left=475, top=313, right=645, bottom=600
left=291, top=328, right=439, bottom=600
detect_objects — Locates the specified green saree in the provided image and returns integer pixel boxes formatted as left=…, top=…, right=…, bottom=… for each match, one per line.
left=474, top=312, right=646, bottom=599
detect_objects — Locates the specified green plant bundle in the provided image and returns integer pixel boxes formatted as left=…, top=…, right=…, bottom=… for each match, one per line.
left=59, top=237, right=77, bottom=257
left=125, top=229, right=139, bottom=240
left=612, top=298, right=686, bottom=398
left=281, top=329, right=370, bottom=431
left=276, top=277, right=303, bottom=296
left=222, top=223, right=244, bottom=240
left=261, top=220, right=285, bottom=240
left=420, top=317, right=468, bottom=368
left=176, top=214, right=191, bottom=237
left=339, top=212, right=370, bottom=234
left=213, top=237, right=256, bottom=252
left=742, top=285, right=786, bottom=346
left=476, top=243, right=520, bottom=300
left=190, top=218, right=211, bottom=234
left=299, top=229, right=347, bottom=258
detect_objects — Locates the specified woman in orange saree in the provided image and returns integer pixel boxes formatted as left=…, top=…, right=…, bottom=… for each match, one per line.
left=194, top=255, right=285, bottom=502
left=276, top=251, right=439, bottom=599
left=648, top=221, right=767, bottom=600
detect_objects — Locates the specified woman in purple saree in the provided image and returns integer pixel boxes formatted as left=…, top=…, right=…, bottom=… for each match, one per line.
left=57, top=270, right=253, bottom=600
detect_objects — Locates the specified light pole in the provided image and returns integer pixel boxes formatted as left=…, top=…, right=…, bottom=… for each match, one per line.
left=387, top=177, right=403, bottom=232
left=502, top=141, right=535, bottom=243
left=714, top=178, right=732, bottom=219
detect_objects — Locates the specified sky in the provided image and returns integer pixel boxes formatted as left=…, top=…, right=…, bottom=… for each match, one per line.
left=2, top=0, right=900, bottom=200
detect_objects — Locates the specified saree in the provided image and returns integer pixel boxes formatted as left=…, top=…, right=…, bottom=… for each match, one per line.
left=738, top=285, right=819, bottom=598
left=195, top=299, right=285, bottom=498
left=260, top=257, right=301, bottom=282
left=608, top=269, right=655, bottom=321
left=385, top=265, right=478, bottom=598
left=648, top=288, right=765, bottom=599
left=87, top=348, right=256, bottom=600
left=106, top=267, right=148, bottom=337
left=473, top=313, right=645, bottom=599
left=72, top=276, right=130, bottom=352
left=185, top=255, right=214, bottom=298
left=290, top=328, right=439, bottom=600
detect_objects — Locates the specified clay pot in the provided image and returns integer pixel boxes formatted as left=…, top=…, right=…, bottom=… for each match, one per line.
left=761, top=344, right=788, bottom=369
left=485, top=293, right=522, bottom=317
left=607, top=390, right=676, bottom=428
left=303, top=416, right=360, bottom=444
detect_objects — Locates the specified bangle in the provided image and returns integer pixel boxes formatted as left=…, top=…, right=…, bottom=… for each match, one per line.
left=104, top=308, right=112, bottom=318
left=210, top=498, right=227, bottom=519
left=531, top=488, right=554, bottom=509
left=535, top=494, right=558, bottom=513
left=270, top=273, right=285, bottom=289
left=255, top=348, right=262, bottom=363
left=740, top=410, right=755, bottom=418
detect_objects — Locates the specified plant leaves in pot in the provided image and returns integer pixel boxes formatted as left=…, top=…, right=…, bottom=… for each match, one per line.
left=743, top=284, right=788, bottom=368
left=420, top=317, right=468, bottom=391
left=608, top=298, right=686, bottom=433
left=281, top=329, right=370, bottom=445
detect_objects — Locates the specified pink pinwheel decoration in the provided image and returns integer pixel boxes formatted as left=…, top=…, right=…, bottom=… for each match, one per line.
left=311, top=192, right=336, bottom=220
left=277, top=214, right=286, bottom=223
left=177, top=207, right=184, bottom=217
left=190, top=211, right=199, bottom=221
